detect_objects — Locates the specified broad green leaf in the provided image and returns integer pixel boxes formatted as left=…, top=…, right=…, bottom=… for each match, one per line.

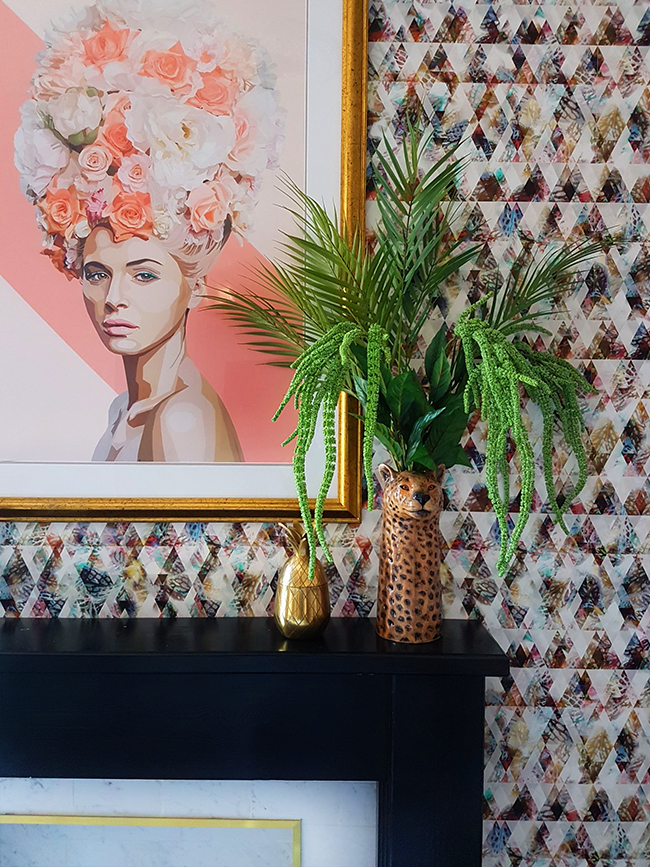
left=431, top=443, right=471, bottom=469
left=351, top=371, right=368, bottom=410
left=408, top=445, right=437, bottom=471
left=405, top=408, right=445, bottom=465
left=422, top=394, right=469, bottom=470
left=375, top=422, right=405, bottom=469
left=424, top=327, right=451, bottom=406
left=384, top=371, right=417, bottom=423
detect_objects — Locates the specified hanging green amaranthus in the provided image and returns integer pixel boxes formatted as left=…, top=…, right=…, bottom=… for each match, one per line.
left=274, top=322, right=389, bottom=578
left=455, top=296, right=596, bottom=574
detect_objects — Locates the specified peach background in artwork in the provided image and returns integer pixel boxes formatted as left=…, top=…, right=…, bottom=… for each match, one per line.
left=0, top=1, right=304, bottom=462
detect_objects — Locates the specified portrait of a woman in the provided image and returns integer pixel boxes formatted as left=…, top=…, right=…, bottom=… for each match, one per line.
left=14, top=0, right=284, bottom=463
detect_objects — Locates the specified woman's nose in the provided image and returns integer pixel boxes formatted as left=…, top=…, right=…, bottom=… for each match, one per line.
left=104, top=275, right=128, bottom=310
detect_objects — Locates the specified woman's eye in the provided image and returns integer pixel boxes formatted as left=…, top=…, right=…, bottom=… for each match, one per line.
left=85, top=270, right=108, bottom=283
left=133, top=271, right=159, bottom=283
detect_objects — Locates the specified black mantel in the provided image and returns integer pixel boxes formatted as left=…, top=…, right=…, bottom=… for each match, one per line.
left=0, top=617, right=508, bottom=867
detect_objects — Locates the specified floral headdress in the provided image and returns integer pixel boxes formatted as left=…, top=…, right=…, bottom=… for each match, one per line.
left=15, top=0, right=284, bottom=279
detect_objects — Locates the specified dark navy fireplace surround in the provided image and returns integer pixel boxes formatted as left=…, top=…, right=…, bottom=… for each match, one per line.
left=0, top=617, right=508, bottom=866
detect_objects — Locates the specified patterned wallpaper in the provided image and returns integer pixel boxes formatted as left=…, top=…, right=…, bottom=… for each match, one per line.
left=367, top=1, right=650, bottom=864
left=1, top=0, right=649, bottom=864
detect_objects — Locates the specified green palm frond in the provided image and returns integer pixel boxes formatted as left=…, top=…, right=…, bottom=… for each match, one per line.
left=205, top=143, right=471, bottom=368
left=371, top=135, right=480, bottom=365
left=486, top=237, right=602, bottom=335
left=205, top=287, right=306, bottom=365
left=204, top=180, right=372, bottom=363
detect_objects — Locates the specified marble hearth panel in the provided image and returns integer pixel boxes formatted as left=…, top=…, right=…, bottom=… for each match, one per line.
left=0, top=779, right=378, bottom=867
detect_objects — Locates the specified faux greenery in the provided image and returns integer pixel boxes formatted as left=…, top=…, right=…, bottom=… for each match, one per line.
left=206, top=134, right=600, bottom=577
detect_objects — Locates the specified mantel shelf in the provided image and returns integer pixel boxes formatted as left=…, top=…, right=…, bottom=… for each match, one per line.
left=0, top=617, right=509, bottom=677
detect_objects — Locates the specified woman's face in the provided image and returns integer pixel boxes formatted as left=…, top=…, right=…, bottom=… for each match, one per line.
left=82, top=228, right=195, bottom=356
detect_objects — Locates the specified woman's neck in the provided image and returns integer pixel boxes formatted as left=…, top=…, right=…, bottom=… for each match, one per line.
left=123, top=326, right=188, bottom=409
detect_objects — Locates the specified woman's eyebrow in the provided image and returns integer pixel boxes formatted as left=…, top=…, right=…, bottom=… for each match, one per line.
left=83, top=261, right=110, bottom=270
left=127, top=258, right=163, bottom=267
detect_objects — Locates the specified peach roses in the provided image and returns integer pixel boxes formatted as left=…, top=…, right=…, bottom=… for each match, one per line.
left=15, top=0, right=284, bottom=278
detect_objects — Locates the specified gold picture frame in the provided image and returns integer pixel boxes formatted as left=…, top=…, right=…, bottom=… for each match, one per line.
left=0, top=0, right=368, bottom=523
left=0, top=814, right=301, bottom=867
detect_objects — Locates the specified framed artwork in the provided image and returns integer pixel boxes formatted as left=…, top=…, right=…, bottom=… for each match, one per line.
left=0, top=814, right=301, bottom=867
left=0, top=0, right=367, bottom=520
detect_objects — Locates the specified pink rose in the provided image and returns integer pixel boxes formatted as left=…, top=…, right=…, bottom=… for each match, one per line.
left=140, top=42, right=197, bottom=94
left=108, top=185, right=154, bottom=243
left=189, top=69, right=238, bottom=116
left=187, top=178, right=234, bottom=234
left=83, top=21, right=133, bottom=70
left=100, top=120, right=136, bottom=160
left=78, top=144, right=113, bottom=182
left=86, top=188, right=110, bottom=223
left=43, top=33, right=86, bottom=72
left=117, top=154, right=151, bottom=193
left=227, top=110, right=258, bottom=172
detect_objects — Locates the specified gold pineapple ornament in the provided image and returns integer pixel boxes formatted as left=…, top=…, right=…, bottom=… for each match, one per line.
left=274, top=522, right=330, bottom=640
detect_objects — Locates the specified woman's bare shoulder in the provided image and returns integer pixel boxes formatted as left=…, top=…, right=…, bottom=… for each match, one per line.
left=148, top=383, right=243, bottom=462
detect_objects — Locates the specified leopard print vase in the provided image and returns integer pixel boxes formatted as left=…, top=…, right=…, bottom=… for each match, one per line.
left=376, top=464, right=444, bottom=644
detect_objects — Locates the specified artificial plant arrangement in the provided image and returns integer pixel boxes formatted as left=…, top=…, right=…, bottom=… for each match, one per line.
left=207, top=134, right=600, bottom=579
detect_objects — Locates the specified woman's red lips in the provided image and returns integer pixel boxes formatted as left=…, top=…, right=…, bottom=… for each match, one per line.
left=103, top=319, right=137, bottom=334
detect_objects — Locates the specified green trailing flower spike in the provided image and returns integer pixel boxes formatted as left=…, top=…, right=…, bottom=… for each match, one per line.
left=274, top=321, right=389, bottom=579
left=363, top=324, right=391, bottom=507
left=274, top=323, right=358, bottom=579
left=455, top=297, right=596, bottom=575
left=275, top=321, right=391, bottom=579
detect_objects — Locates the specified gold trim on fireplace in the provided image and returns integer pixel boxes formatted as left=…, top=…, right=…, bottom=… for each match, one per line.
left=0, top=815, right=302, bottom=867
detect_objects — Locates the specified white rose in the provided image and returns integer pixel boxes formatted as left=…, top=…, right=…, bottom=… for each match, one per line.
left=99, top=65, right=170, bottom=98
left=117, top=154, right=152, bottom=193
left=149, top=180, right=186, bottom=216
left=32, top=61, right=86, bottom=101
left=46, top=88, right=103, bottom=142
left=75, top=219, right=91, bottom=239
left=230, top=176, right=258, bottom=237
left=46, top=6, right=103, bottom=46
left=184, top=33, right=222, bottom=72
left=152, top=209, right=178, bottom=241
left=14, top=103, right=69, bottom=198
left=126, top=94, right=236, bottom=190
left=227, top=88, right=281, bottom=176
left=54, top=152, right=82, bottom=191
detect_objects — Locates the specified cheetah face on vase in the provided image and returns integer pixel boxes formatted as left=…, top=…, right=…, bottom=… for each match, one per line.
left=377, top=464, right=445, bottom=520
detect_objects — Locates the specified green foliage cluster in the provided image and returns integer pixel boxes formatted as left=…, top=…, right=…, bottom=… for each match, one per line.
left=206, top=134, right=601, bottom=577
left=455, top=297, right=596, bottom=574
left=350, top=325, right=469, bottom=474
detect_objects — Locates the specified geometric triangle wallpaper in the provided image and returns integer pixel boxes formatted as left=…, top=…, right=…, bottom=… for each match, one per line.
left=2, top=1, right=650, bottom=863
left=367, top=1, right=650, bottom=863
